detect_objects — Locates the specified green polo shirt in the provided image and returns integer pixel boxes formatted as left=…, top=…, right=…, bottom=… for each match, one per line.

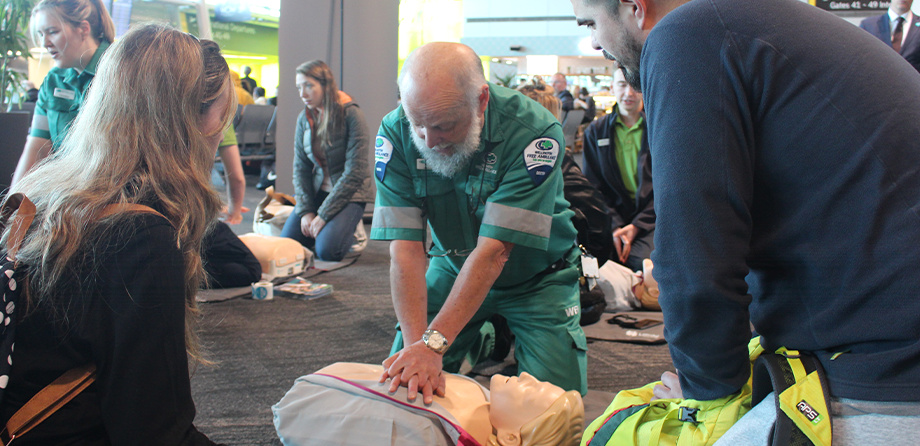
left=30, top=40, right=110, bottom=148
left=220, top=124, right=237, bottom=147
left=371, top=83, right=577, bottom=288
left=614, top=114, right=644, bottom=200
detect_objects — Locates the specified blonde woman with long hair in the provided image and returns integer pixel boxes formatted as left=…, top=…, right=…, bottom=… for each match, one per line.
left=0, top=23, right=231, bottom=445
left=11, top=0, right=115, bottom=186
left=281, top=60, right=373, bottom=261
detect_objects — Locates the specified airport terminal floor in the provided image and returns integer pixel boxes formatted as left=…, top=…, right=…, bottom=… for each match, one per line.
left=189, top=176, right=673, bottom=444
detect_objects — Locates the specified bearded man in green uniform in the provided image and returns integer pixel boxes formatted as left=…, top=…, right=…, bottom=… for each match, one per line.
left=372, top=42, right=587, bottom=405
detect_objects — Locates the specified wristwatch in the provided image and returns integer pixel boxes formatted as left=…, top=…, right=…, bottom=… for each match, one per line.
left=422, top=329, right=449, bottom=355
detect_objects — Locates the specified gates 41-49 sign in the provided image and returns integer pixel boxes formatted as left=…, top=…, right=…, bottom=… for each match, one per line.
left=810, top=0, right=890, bottom=10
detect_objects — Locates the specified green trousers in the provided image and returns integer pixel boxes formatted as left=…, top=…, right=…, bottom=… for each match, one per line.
left=390, top=247, right=588, bottom=395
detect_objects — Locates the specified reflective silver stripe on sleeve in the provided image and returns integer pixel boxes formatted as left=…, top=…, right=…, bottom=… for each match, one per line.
left=372, top=206, right=425, bottom=230
left=482, top=202, right=552, bottom=239
left=31, top=113, right=49, bottom=132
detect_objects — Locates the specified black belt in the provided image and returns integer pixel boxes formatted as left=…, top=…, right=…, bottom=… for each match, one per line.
left=538, top=257, right=567, bottom=276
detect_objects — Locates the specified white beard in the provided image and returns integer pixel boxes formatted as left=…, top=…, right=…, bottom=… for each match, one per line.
left=411, top=113, right=483, bottom=178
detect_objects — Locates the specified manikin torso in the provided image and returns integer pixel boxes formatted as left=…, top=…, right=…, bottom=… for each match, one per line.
left=307, top=363, right=572, bottom=446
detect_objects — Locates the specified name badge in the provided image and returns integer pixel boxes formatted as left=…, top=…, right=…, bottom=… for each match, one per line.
left=598, top=138, right=610, bottom=147
left=416, top=158, right=431, bottom=170
left=53, top=88, right=76, bottom=100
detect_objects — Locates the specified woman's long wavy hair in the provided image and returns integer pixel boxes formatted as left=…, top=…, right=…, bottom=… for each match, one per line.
left=296, top=60, right=344, bottom=150
left=30, top=0, right=116, bottom=45
left=517, top=76, right=563, bottom=122
left=4, top=23, right=234, bottom=362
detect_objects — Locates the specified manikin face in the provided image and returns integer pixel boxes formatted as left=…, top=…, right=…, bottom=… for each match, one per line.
left=613, top=68, right=643, bottom=115
left=34, top=10, right=91, bottom=70
left=571, top=0, right=645, bottom=91
left=202, top=84, right=231, bottom=153
left=296, top=73, right=324, bottom=109
left=489, top=373, right=565, bottom=446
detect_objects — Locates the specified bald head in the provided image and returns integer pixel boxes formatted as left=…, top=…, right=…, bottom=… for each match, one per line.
left=399, top=42, right=487, bottom=113
left=398, top=43, right=490, bottom=177
left=550, top=73, right=568, bottom=93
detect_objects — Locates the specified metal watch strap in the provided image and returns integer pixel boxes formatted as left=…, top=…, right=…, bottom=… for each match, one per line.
left=422, top=329, right=449, bottom=355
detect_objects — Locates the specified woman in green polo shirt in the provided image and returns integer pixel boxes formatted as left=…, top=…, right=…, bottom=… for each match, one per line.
left=11, top=0, right=115, bottom=186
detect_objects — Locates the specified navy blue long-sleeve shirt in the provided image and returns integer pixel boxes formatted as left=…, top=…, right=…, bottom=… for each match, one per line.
left=645, top=0, right=920, bottom=402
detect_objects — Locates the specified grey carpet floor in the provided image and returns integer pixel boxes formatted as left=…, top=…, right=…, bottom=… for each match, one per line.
left=192, top=179, right=675, bottom=444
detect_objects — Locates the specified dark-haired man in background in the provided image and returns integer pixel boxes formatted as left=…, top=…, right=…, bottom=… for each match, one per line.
left=570, top=0, right=920, bottom=442
left=581, top=66, right=653, bottom=272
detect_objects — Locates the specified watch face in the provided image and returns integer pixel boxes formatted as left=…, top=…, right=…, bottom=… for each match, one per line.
left=429, top=334, right=446, bottom=349
left=424, top=330, right=448, bottom=353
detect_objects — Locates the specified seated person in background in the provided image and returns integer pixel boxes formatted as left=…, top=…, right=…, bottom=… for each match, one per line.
left=576, top=87, right=596, bottom=124
left=231, top=70, right=255, bottom=107
left=582, top=66, right=654, bottom=272
left=550, top=73, right=574, bottom=113
left=0, top=23, right=227, bottom=445
left=253, top=86, right=268, bottom=105
left=281, top=60, right=373, bottom=262
left=22, top=80, right=38, bottom=103
left=273, top=363, right=584, bottom=446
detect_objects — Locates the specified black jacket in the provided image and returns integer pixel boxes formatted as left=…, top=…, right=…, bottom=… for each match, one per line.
left=1, top=214, right=218, bottom=445
left=561, top=150, right=613, bottom=265
left=556, top=89, right=575, bottom=112
left=581, top=111, right=655, bottom=236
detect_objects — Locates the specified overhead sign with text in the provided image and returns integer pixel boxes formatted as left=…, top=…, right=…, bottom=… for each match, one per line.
left=810, top=0, right=890, bottom=11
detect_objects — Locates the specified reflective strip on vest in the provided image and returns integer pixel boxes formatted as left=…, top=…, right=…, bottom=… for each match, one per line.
left=373, top=206, right=425, bottom=230
left=482, top=201, right=551, bottom=239
left=31, top=113, right=49, bottom=132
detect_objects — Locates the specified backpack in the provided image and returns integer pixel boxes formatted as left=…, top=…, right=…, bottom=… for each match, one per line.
left=582, top=337, right=833, bottom=446
left=582, top=337, right=764, bottom=446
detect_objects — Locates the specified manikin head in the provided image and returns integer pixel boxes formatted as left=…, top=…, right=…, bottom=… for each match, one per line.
left=398, top=42, right=489, bottom=178
left=570, top=0, right=689, bottom=92
left=613, top=66, right=643, bottom=116
left=488, top=373, right=584, bottom=446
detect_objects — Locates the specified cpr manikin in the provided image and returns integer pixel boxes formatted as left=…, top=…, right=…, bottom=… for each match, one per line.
left=272, top=363, right=584, bottom=446
left=597, top=258, right=660, bottom=311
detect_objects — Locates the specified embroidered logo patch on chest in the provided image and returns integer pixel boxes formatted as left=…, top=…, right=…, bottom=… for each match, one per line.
left=523, top=138, right=559, bottom=186
left=374, top=136, right=394, bottom=181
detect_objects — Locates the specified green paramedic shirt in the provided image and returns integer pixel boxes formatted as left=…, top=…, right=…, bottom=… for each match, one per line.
left=30, top=40, right=110, bottom=148
left=371, top=83, right=577, bottom=288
